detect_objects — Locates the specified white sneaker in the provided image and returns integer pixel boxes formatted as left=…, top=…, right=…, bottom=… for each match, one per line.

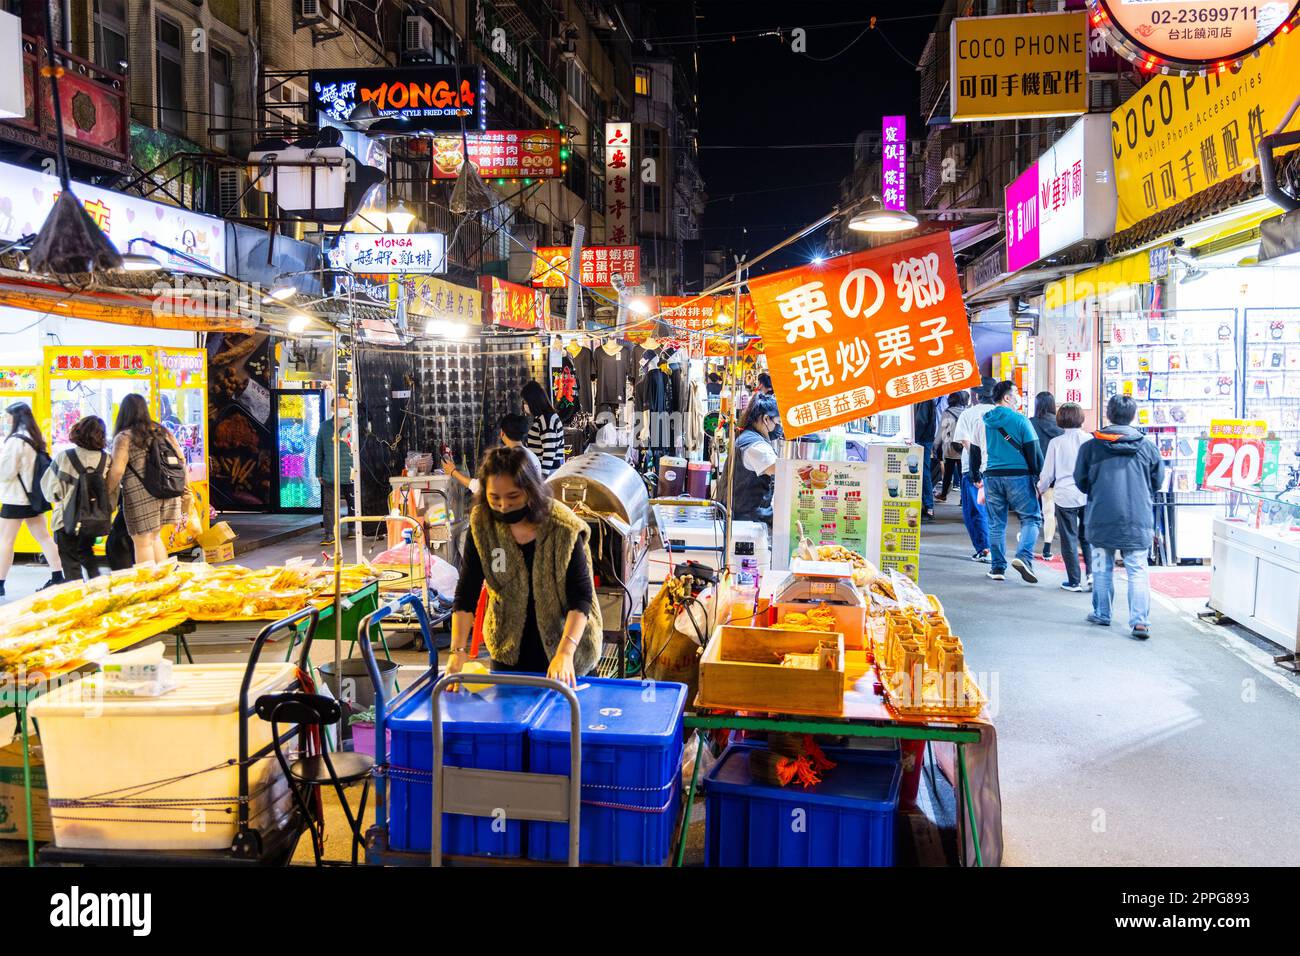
left=1084, top=575, right=1093, bottom=592
left=1060, top=581, right=1086, bottom=593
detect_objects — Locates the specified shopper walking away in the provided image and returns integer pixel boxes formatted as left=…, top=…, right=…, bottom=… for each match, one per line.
left=722, top=394, right=780, bottom=527
left=1073, top=395, right=1165, bottom=639
left=0, top=402, right=64, bottom=595
left=443, top=413, right=542, bottom=493
left=1037, top=402, right=1092, bottom=592
left=936, top=390, right=968, bottom=502
left=314, top=397, right=355, bottom=546
left=913, top=398, right=938, bottom=521
left=1030, top=391, right=1064, bottom=559
left=977, top=381, right=1044, bottom=584
left=106, top=393, right=191, bottom=567
left=445, top=446, right=601, bottom=686
left=522, top=380, right=565, bottom=477
left=953, top=388, right=994, bottom=561
left=40, top=415, right=111, bottom=583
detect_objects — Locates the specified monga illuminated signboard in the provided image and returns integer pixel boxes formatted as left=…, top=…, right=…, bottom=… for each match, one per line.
left=309, top=66, right=487, bottom=134
left=1088, top=0, right=1300, bottom=73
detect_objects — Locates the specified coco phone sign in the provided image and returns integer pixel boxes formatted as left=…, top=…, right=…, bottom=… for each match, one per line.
left=1004, top=114, right=1117, bottom=273
left=1089, top=0, right=1300, bottom=71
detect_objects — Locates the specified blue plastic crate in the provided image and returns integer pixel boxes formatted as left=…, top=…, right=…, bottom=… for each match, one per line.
left=527, top=677, right=687, bottom=865
left=704, top=742, right=901, bottom=867
left=387, top=682, right=553, bottom=857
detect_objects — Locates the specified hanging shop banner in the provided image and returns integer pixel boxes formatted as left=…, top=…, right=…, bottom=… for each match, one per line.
left=430, top=130, right=562, bottom=180
left=531, top=246, right=640, bottom=288
left=1196, top=419, right=1281, bottom=490
left=749, top=232, right=981, bottom=439
left=473, top=0, right=561, bottom=119
left=308, top=66, right=486, bottom=134
left=335, top=232, right=448, bottom=274
left=1005, top=115, right=1118, bottom=273
left=881, top=116, right=908, bottom=211
left=657, top=295, right=755, bottom=333
left=605, top=122, right=633, bottom=245
left=480, top=275, right=547, bottom=329
left=390, top=276, right=482, bottom=325
left=950, top=11, right=1089, bottom=122
left=1089, top=0, right=1300, bottom=72
left=1111, top=29, right=1300, bottom=231
left=0, top=161, right=225, bottom=274
left=1054, top=349, right=1095, bottom=409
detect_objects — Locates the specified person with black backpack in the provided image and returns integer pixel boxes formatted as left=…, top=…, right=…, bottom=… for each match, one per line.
left=106, top=393, right=191, bottom=566
left=40, top=415, right=112, bottom=582
left=0, top=401, right=64, bottom=596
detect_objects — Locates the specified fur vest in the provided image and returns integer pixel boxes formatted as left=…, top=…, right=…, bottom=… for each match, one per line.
left=468, top=499, right=603, bottom=673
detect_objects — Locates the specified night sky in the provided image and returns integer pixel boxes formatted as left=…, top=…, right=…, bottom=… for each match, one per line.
left=693, top=0, right=944, bottom=277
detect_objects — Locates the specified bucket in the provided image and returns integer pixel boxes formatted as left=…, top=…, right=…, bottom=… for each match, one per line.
left=318, top=657, right=400, bottom=711
left=686, top=461, right=711, bottom=498
left=657, top=456, right=687, bottom=496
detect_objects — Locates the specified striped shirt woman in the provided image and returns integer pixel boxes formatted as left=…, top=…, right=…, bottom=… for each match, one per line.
left=521, top=380, right=566, bottom=476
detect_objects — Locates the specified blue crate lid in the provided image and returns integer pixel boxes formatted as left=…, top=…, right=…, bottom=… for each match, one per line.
left=388, top=683, right=555, bottom=735
left=705, top=743, right=900, bottom=812
left=530, top=676, right=687, bottom=745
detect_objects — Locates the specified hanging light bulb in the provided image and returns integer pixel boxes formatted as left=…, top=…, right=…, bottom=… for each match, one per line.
left=387, top=201, right=416, bottom=234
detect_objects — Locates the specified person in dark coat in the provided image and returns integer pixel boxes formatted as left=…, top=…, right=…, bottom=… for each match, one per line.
left=913, top=398, right=938, bottom=520
left=1029, top=391, right=1064, bottom=559
left=1073, top=395, right=1165, bottom=640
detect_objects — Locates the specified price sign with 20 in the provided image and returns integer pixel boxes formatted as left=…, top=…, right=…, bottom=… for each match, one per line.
left=1196, top=420, right=1280, bottom=492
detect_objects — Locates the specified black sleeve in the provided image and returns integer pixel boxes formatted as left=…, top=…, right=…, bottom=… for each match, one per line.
left=970, top=443, right=983, bottom=483
left=453, top=531, right=486, bottom=612
left=565, top=537, right=594, bottom=617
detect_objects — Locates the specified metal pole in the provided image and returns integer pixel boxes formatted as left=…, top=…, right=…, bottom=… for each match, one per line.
left=332, top=326, right=343, bottom=749
left=723, top=255, right=746, bottom=571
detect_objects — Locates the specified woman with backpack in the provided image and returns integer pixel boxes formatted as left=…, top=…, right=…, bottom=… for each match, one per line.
left=106, top=393, right=191, bottom=566
left=40, top=415, right=111, bottom=582
left=0, top=401, right=64, bottom=596
left=935, top=389, right=969, bottom=503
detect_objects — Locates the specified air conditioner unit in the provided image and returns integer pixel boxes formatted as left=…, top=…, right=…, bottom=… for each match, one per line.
left=216, top=167, right=247, bottom=218
left=404, top=15, right=434, bottom=56
left=301, top=0, right=342, bottom=31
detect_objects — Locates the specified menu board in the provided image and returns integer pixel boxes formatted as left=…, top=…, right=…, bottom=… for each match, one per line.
left=877, top=445, right=922, bottom=579
left=785, top=461, right=871, bottom=565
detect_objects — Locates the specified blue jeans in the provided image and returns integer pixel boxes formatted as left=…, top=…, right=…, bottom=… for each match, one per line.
left=1091, top=547, right=1151, bottom=628
left=983, top=475, right=1043, bottom=573
left=918, top=441, right=935, bottom=511
left=960, top=472, right=989, bottom=553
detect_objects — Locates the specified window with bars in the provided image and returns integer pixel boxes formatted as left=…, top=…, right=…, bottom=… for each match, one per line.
left=210, top=48, right=233, bottom=152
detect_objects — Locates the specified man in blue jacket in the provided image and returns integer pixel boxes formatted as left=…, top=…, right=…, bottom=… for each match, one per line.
left=1073, top=395, right=1165, bottom=639
left=975, top=380, right=1044, bottom=584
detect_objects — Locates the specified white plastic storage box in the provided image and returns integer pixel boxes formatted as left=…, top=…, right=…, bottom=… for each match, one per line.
left=527, top=677, right=686, bottom=865
left=28, top=663, right=298, bottom=850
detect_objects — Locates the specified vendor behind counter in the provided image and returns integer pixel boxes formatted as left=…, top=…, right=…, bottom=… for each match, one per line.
left=446, top=446, right=603, bottom=686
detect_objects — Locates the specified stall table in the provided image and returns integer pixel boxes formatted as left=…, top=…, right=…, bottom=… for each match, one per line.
left=2, top=579, right=379, bottom=868
left=678, top=676, right=1003, bottom=867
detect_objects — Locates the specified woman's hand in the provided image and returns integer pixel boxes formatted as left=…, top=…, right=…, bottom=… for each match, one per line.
left=547, top=646, right=577, bottom=687
left=441, top=458, right=457, bottom=477
left=444, top=649, right=472, bottom=693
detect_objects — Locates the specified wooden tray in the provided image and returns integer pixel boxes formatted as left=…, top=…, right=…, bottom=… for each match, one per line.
left=697, top=624, right=845, bottom=717
left=772, top=601, right=866, bottom=649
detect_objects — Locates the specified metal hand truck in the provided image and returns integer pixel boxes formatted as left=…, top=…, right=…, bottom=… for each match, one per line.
left=430, top=672, right=583, bottom=867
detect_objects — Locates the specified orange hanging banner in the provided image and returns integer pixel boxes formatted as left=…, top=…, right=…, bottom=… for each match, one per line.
left=748, top=232, right=980, bottom=439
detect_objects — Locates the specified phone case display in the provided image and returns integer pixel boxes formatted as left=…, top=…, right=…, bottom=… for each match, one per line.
left=1211, top=487, right=1300, bottom=652
left=38, top=346, right=209, bottom=554
left=274, top=390, right=324, bottom=511
left=1103, top=309, right=1239, bottom=497
left=1243, top=308, right=1300, bottom=463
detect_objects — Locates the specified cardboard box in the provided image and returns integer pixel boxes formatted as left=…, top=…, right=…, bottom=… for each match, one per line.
left=0, top=738, right=51, bottom=843
left=197, top=521, right=237, bottom=563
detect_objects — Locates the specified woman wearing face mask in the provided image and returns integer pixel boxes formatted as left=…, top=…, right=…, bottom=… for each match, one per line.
left=726, top=394, right=781, bottom=527
left=445, top=446, right=601, bottom=687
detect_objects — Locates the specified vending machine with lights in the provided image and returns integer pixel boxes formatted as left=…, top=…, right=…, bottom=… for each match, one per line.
left=272, top=388, right=325, bottom=512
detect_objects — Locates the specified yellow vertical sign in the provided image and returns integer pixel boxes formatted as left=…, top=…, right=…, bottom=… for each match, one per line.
left=950, top=12, right=1089, bottom=122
